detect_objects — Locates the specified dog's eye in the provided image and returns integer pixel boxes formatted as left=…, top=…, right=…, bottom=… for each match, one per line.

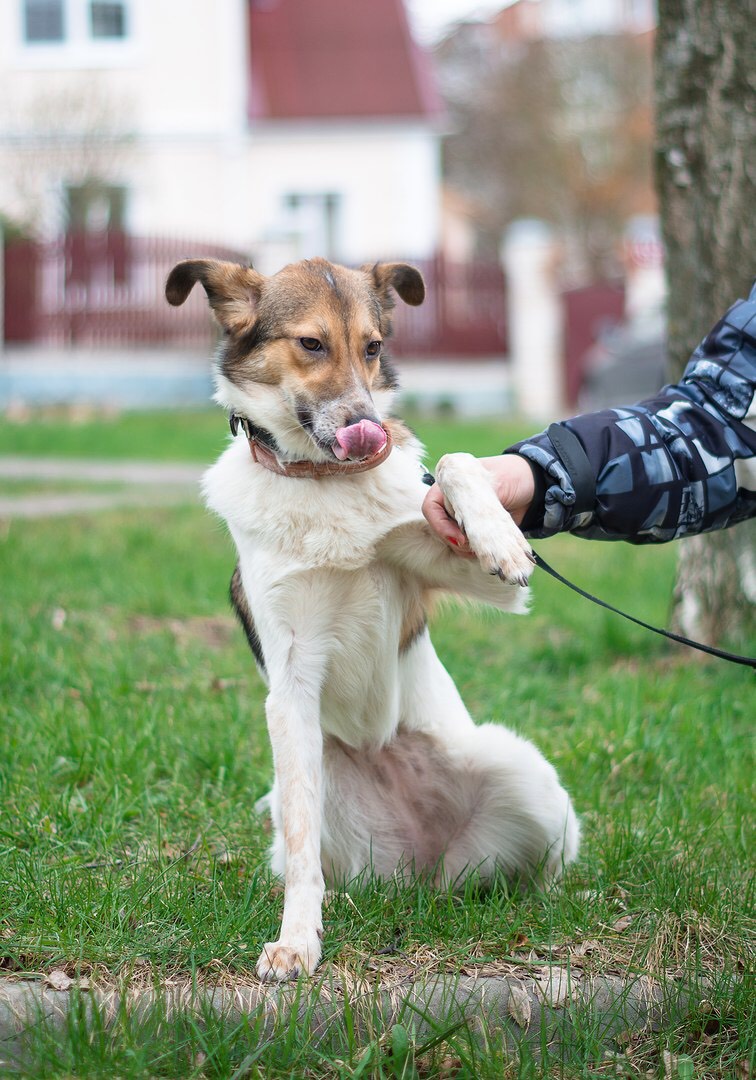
left=299, top=337, right=323, bottom=352
left=365, top=341, right=382, bottom=358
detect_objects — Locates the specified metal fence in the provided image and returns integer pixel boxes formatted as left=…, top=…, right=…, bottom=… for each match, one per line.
left=2, top=234, right=509, bottom=358
left=3, top=234, right=246, bottom=348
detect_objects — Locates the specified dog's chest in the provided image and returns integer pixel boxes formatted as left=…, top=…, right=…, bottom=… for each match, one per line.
left=203, top=440, right=429, bottom=747
left=203, top=439, right=424, bottom=569
left=244, top=553, right=417, bottom=746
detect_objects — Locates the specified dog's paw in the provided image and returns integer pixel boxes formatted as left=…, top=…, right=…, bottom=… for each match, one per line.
left=256, top=936, right=322, bottom=983
left=436, top=453, right=535, bottom=587
left=461, top=505, right=535, bottom=586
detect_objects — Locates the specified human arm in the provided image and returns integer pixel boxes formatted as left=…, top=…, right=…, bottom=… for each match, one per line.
left=424, top=285, right=756, bottom=546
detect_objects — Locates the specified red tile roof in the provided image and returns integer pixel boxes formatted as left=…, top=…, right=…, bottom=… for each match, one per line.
left=248, top=0, right=441, bottom=121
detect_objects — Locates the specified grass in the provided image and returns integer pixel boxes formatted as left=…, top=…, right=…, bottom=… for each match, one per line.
left=0, top=408, right=753, bottom=1077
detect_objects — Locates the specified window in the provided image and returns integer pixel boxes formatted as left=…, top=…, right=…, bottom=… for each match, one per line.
left=66, top=182, right=126, bottom=232
left=21, top=0, right=129, bottom=47
left=65, top=183, right=129, bottom=285
left=90, top=1, right=126, bottom=39
left=23, top=0, right=64, bottom=42
left=283, top=193, right=341, bottom=261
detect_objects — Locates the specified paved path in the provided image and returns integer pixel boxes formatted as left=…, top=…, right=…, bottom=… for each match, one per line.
left=0, top=456, right=203, bottom=519
left=0, top=351, right=512, bottom=415
left=0, top=968, right=707, bottom=1071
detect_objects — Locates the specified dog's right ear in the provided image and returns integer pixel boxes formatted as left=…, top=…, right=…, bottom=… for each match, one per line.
left=166, top=259, right=264, bottom=334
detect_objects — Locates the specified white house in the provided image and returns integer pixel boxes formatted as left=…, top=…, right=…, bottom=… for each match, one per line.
left=0, top=0, right=443, bottom=269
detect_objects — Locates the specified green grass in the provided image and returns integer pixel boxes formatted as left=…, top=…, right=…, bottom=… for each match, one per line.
left=0, top=407, right=534, bottom=463
left=1, top=409, right=753, bottom=1077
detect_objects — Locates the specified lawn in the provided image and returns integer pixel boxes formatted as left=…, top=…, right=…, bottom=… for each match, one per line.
left=0, top=408, right=753, bottom=1078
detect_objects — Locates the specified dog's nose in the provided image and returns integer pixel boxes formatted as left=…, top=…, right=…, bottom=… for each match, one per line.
left=333, top=419, right=386, bottom=461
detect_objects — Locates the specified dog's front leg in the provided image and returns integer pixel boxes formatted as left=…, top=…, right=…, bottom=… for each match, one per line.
left=256, top=680, right=325, bottom=982
left=435, top=453, right=535, bottom=585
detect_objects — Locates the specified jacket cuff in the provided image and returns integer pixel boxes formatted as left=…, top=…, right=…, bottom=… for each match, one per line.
left=505, top=424, right=596, bottom=537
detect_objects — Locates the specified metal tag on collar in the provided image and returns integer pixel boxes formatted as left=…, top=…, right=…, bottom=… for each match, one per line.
left=229, top=414, right=252, bottom=439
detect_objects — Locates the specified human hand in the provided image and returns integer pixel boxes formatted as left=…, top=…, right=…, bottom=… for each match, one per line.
left=422, top=453, right=535, bottom=553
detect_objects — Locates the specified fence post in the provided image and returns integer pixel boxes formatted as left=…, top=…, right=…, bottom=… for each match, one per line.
left=501, top=219, right=565, bottom=422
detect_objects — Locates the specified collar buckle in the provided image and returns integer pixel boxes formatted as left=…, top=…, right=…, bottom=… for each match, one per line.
left=230, top=414, right=252, bottom=439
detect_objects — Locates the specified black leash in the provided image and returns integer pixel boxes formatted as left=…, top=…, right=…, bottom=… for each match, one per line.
left=532, top=551, right=756, bottom=670
left=422, top=470, right=755, bottom=669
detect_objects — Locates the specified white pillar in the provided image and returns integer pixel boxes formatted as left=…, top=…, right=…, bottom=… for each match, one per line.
left=623, top=215, right=666, bottom=321
left=502, top=219, right=565, bottom=422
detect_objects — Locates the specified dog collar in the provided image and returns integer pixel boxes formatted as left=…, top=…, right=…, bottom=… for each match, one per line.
left=229, top=414, right=393, bottom=478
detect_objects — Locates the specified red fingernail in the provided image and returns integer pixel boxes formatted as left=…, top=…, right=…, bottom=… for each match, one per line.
left=448, top=537, right=459, bottom=547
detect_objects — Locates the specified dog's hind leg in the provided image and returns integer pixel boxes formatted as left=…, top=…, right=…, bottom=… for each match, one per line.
left=319, top=724, right=578, bottom=889
left=399, top=634, right=578, bottom=883
left=430, top=722, right=580, bottom=886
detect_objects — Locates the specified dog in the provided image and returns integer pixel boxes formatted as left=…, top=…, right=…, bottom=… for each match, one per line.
left=165, top=256, right=579, bottom=982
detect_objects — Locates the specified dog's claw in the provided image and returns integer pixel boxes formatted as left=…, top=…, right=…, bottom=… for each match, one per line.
left=492, top=566, right=530, bottom=588
left=526, top=550, right=537, bottom=564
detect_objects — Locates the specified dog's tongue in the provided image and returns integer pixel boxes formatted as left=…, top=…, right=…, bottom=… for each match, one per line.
left=333, top=419, right=387, bottom=461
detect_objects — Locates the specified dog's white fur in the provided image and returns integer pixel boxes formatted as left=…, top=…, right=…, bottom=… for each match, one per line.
left=203, top=390, right=579, bottom=982
left=163, top=255, right=578, bottom=981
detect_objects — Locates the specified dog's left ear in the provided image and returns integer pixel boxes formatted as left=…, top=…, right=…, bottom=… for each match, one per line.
left=367, top=263, right=425, bottom=307
left=166, top=259, right=265, bottom=334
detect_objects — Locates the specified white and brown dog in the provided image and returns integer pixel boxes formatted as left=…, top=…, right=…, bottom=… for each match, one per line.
left=166, top=257, right=578, bottom=982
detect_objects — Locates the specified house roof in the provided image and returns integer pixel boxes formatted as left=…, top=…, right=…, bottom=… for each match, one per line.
left=247, top=0, right=441, bottom=122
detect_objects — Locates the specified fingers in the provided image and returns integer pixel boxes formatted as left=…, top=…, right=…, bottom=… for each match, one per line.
left=422, top=483, right=474, bottom=556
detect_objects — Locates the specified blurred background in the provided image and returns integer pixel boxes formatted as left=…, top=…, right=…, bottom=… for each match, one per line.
left=0, top=0, right=664, bottom=419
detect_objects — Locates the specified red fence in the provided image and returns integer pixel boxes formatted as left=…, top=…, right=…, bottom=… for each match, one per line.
left=3, top=234, right=508, bottom=358
left=562, top=282, right=625, bottom=408
left=3, top=233, right=247, bottom=348
left=391, top=255, right=508, bottom=358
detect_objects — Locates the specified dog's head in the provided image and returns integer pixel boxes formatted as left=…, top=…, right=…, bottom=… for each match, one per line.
left=166, top=257, right=424, bottom=462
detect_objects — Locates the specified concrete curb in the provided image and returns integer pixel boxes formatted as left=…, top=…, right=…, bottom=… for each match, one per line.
left=0, top=970, right=706, bottom=1069
left=0, top=455, right=203, bottom=518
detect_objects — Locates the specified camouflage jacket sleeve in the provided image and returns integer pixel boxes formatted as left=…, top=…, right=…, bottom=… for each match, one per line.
left=507, top=284, right=756, bottom=543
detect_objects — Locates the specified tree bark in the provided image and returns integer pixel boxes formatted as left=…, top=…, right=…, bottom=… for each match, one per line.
left=654, top=0, right=756, bottom=646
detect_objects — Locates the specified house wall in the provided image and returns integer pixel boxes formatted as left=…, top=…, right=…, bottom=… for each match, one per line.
left=244, top=123, right=440, bottom=271
left=0, top=0, right=440, bottom=262
left=0, top=0, right=247, bottom=237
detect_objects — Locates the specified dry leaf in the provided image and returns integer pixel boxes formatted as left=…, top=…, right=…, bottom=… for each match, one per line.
left=45, top=970, right=72, bottom=991
left=612, top=914, right=634, bottom=932
left=211, top=677, right=242, bottom=691
left=571, top=939, right=600, bottom=958
left=507, top=981, right=532, bottom=1028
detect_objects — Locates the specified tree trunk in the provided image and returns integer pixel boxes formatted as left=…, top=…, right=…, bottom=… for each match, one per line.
left=654, top=0, right=756, bottom=646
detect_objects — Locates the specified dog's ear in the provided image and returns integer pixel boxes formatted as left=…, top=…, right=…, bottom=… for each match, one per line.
left=367, top=263, right=425, bottom=307
left=165, top=259, right=264, bottom=333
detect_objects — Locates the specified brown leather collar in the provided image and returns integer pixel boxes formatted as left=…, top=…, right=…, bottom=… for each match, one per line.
left=231, top=415, right=393, bottom=478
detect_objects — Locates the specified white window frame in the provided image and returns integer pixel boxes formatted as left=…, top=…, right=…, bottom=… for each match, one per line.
left=12, top=0, right=140, bottom=68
